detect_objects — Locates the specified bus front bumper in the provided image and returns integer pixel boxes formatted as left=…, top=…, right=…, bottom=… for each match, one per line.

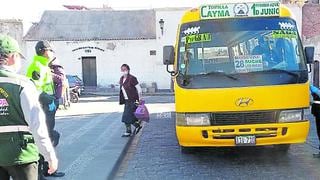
left=176, top=121, right=310, bottom=147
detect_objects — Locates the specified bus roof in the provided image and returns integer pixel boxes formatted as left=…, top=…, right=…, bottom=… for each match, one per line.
left=181, top=1, right=292, bottom=24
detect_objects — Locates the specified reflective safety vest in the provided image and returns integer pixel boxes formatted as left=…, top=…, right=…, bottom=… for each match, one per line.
left=26, top=55, right=54, bottom=95
left=0, top=69, right=39, bottom=166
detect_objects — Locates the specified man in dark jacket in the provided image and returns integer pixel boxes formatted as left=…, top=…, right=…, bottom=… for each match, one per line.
left=49, top=58, right=65, bottom=103
left=47, top=58, right=64, bottom=148
left=311, top=85, right=320, bottom=158
left=39, top=58, right=66, bottom=178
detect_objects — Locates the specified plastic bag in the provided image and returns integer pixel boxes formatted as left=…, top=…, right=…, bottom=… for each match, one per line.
left=134, top=100, right=150, bottom=122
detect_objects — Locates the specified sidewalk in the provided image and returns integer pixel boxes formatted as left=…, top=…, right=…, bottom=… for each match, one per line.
left=52, top=97, right=135, bottom=180
left=83, top=92, right=174, bottom=96
left=82, top=89, right=174, bottom=97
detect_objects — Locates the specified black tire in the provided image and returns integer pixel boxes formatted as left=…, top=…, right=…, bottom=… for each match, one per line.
left=70, top=93, right=79, bottom=103
left=275, top=144, right=290, bottom=153
left=180, top=146, right=195, bottom=154
left=64, top=101, right=70, bottom=110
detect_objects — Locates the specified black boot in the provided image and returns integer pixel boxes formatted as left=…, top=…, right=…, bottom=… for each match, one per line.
left=313, top=153, right=320, bottom=158
left=133, top=121, right=142, bottom=135
left=313, top=146, right=320, bottom=158
left=38, top=174, right=47, bottom=180
left=44, top=171, right=65, bottom=177
left=122, top=124, right=132, bottom=137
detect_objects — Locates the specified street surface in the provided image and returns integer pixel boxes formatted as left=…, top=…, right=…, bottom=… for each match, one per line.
left=117, top=96, right=320, bottom=180
left=48, top=96, right=174, bottom=180
left=47, top=96, right=320, bottom=180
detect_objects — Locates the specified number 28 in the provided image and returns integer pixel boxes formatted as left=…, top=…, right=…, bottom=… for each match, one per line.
left=235, top=60, right=245, bottom=68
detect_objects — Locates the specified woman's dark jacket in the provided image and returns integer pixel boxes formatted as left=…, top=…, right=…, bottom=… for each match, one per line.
left=119, top=74, right=139, bottom=105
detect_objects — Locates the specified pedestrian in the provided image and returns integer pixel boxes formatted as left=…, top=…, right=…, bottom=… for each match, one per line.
left=49, top=58, right=65, bottom=105
left=0, top=34, right=58, bottom=180
left=26, top=41, right=65, bottom=178
left=310, top=85, right=320, bottom=158
left=48, top=58, right=65, bottom=145
left=119, top=64, right=143, bottom=137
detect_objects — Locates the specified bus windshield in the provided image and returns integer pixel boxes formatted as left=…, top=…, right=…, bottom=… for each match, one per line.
left=177, top=17, right=308, bottom=88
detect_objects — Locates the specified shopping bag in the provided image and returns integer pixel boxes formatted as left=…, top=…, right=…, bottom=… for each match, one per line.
left=134, top=100, right=150, bottom=122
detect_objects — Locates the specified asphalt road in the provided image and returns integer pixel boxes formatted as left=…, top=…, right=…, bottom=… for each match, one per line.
left=49, top=97, right=126, bottom=180
left=46, top=96, right=174, bottom=180
left=45, top=96, right=320, bottom=180
left=117, top=97, right=320, bottom=180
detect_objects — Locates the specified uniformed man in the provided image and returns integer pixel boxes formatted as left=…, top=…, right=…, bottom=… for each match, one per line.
left=26, top=41, right=64, bottom=178
left=26, top=41, right=57, bottom=141
left=0, top=34, right=58, bottom=180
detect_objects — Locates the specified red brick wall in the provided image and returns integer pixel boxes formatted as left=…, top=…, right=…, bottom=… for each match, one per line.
left=302, top=4, right=320, bottom=39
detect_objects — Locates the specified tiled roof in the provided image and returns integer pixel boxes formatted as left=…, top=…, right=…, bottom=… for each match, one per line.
left=24, top=10, right=156, bottom=41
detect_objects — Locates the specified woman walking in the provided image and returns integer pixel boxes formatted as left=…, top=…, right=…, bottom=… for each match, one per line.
left=119, top=64, right=142, bottom=137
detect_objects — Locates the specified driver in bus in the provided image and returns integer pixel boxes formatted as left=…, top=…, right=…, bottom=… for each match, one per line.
left=252, top=37, right=270, bottom=56
left=274, top=38, right=298, bottom=70
left=252, top=37, right=285, bottom=68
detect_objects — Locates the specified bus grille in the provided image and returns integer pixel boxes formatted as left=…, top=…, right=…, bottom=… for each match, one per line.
left=211, top=111, right=277, bottom=125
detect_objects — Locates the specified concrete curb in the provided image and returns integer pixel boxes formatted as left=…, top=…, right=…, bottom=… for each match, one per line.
left=107, top=124, right=146, bottom=180
left=107, top=134, right=135, bottom=180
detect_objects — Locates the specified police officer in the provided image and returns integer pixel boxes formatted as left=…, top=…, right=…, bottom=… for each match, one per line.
left=26, top=41, right=56, bottom=140
left=26, top=41, right=64, bottom=178
left=311, top=85, right=320, bottom=157
left=0, top=34, right=58, bottom=180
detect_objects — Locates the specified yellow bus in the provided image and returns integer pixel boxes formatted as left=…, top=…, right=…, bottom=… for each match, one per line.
left=163, top=1, right=315, bottom=153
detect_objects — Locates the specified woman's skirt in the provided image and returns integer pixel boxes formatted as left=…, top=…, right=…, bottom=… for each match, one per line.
left=121, top=101, right=138, bottom=124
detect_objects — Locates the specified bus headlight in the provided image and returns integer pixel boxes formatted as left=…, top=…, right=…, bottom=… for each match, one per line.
left=279, top=110, right=303, bottom=123
left=176, top=113, right=211, bottom=126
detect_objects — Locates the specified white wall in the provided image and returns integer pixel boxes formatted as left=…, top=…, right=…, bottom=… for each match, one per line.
left=286, top=4, right=303, bottom=35
left=304, top=36, right=320, bottom=60
left=155, top=9, right=187, bottom=89
left=23, top=40, right=173, bottom=88
left=22, top=8, right=188, bottom=90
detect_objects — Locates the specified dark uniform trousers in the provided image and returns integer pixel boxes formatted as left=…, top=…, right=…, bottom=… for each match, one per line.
left=311, top=93, right=320, bottom=149
left=38, top=96, right=58, bottom=177
left=0, top=162, right=38, bottom=180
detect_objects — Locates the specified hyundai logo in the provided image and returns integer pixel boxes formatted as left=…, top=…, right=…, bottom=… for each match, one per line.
left=236, top=98, right=254, bottom=107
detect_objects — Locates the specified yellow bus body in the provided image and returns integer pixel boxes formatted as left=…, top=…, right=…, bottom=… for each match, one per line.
left=174, top=3, right=310, bottom=147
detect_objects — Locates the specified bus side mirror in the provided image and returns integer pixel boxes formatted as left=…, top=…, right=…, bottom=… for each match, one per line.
left=305, top=46, right=315, bottom=64
left=163, top=46, right=175, bottom=65
left=163, top=46, right=178, bottom=76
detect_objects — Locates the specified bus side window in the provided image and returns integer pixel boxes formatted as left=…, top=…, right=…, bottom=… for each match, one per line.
left=232, top=45, right=239, bottom=56
left=239, top=42, right=248, bottom=55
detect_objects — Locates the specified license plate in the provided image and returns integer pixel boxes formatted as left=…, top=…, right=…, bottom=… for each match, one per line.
left=235, top=135, right=256, bottom=146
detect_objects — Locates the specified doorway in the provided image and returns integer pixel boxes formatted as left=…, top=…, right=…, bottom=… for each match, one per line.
left=82, top=57, right=97, bottom=87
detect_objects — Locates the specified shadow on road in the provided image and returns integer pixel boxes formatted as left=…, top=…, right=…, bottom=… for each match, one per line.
left=120, top=112, right=320, bottom=179
left=188, top=146, right=290, bottom=156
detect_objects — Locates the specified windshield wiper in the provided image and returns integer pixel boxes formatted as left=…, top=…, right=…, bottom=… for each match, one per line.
left=201, top=71, right=239, bottom=80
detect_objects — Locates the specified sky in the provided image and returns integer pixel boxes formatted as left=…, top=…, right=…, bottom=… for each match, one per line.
left=0, top=0, right=208, bottom=21
left=0, top=0, right=207, bottom=33
left=0, top=0, right=268, bottom=33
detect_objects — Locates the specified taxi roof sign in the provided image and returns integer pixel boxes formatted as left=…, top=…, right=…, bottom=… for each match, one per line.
left=200, top=1, right=280, bottom=20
